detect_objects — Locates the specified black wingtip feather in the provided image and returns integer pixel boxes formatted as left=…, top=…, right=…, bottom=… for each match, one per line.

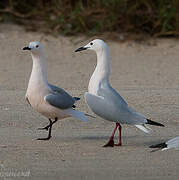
left=149, top=142, right=167, bottom=149
left=146, top=119, right=164, bottom=127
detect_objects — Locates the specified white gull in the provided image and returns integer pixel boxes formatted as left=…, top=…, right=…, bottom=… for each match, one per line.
left=75, top=39, right=164, bottom=147
left=23, top=41, right=88, bottom=140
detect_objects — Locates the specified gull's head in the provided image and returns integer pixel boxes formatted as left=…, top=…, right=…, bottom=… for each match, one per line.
left=23, top=41, right=43, bottom=56
left=75, top=39, right=108, bottom=53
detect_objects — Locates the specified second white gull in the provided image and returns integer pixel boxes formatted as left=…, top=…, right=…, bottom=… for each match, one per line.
left=75, top=39, right=164, bottom=147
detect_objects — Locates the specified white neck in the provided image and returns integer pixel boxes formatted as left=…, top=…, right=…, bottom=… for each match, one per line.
left=88, top=47, right=110, bottom=95
left=28, top=51, right=48, bottom=89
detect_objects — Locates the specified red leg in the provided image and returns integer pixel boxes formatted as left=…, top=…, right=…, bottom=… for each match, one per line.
left=103, top=123, right=119, bottom=147
left=114, top=123, right=122, bottom=146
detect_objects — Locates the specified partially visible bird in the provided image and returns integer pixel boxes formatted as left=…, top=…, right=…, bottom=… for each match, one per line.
left=150, top=136, right=179, bottom=151
left=23, top=41, right=88, bottom=140
left=75, top=39, right=164, bottom=147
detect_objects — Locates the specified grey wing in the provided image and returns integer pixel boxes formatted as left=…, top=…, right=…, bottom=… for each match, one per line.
left=46, top=84, right=76, bottom=109
left=48, top=84, right=72, bottom=97
left=84, top=92, right=123, bottom=122
left=98, top=85, right=147, bottom=124
left=48, top=83, right=80, bottom=103
left=45, top=93, right=75, bottom=109
left=98, top=83, right=127, bottom=106
left=88, top=84, right=146, bottom=124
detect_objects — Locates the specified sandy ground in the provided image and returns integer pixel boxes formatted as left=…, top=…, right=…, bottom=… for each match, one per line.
left=0, top=24, right=178, bottom=180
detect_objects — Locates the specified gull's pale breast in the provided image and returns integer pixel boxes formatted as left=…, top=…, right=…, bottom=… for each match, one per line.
left=26, top=86, right=68, bottom=119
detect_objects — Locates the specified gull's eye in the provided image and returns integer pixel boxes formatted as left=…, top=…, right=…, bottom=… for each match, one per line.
left=90, top=42, right=93, bottom=46
left=36, top=45, right=39, bottom=48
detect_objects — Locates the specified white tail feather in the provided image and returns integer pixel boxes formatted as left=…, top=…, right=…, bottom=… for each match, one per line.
left=66, top=109, right=88, bottom=122
left=135, top=124, right=151, bottom=134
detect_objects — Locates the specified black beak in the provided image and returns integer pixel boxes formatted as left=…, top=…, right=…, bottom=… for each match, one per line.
left=23, top=47, right=31, bottom=50
left=75, top=47, right=88, bottom=52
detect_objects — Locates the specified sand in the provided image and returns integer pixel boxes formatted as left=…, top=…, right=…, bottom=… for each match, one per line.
left=0, top=24, right=178, bottom=180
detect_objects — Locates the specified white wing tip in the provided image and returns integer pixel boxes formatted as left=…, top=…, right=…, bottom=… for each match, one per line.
left=135, top=124, right=151, bottom=134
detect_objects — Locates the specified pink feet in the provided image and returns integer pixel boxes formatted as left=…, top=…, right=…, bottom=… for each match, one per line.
left=114, top=143, right=122, bottom=146
left=103, top=140, right=122, bottom=147
left=103, top=122, right=122, bottom=147
left=103, top=139, right=114, bottom=147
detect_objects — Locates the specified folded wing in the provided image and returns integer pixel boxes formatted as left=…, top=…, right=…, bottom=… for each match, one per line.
left=46, top=84, right=77, bottom=109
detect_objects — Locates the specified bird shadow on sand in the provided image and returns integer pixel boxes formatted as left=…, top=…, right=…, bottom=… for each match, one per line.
left=61, top=135, right=163, bottom=148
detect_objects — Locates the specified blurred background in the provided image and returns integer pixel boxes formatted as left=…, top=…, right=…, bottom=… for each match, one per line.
left=0, top=0, right=178, bottom=37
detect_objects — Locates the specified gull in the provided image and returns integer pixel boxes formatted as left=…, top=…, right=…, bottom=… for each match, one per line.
left=150, top=136, right=179, bottom=151
left=75, top=39, right=164, bottom=147
left=23, top=41, right=88, bottom=140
